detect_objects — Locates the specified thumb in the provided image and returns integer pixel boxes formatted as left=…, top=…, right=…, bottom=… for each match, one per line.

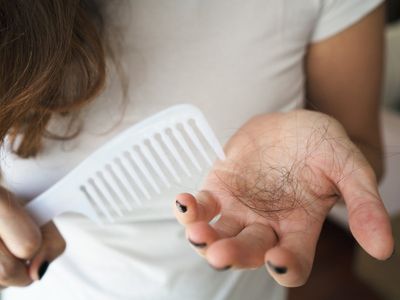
left=337, top=163, right=394, bottom=260
left=28, top=222, right=66, bottom=281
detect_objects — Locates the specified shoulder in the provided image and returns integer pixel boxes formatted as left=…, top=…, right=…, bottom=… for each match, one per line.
left=311, top=0, right=384, bottom=42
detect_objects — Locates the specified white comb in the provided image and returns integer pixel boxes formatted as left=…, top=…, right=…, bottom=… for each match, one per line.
left=25, top=104, right=225, bottom=226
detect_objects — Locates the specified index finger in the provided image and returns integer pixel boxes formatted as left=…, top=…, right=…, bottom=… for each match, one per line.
left=0, top=188, right=42, bottom=260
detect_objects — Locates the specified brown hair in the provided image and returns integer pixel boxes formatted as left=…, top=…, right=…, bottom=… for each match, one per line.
left=0, top=0, right=107, bottom=158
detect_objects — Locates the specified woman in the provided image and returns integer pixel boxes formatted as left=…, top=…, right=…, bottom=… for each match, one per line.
left=0, top=1, right=394, bottom=299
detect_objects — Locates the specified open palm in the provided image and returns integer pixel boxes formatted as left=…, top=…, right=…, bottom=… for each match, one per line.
left=174, top=109, right=393, bottom=287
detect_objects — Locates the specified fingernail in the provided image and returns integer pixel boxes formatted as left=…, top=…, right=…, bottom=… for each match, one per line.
left=267, top=261, right=287, bottom=274
left=209, top=264, right=231, bottom=271
left=176, top=200, right=187, bottom=213
left=38, top=261, right=50, bottom=280
left=214, top=265, right=231, bottom=271
left=188, top=238, right=207, bottom=248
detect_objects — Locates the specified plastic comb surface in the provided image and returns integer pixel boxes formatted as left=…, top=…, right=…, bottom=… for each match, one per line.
left=25, top=104, right=225, bottom=225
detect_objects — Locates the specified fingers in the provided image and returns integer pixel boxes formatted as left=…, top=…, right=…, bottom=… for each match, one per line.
left=28, top=222, right=66, bottom=281
left=0, top=188, right=40, bottom=288
left=175, top=192, right=277, bottom=270
left=0, top=188, right=42, bottom=260
left=175, top=191, right=244, bottom=249
left=264, top=220, right=324, bottom=287
left=0, top=240, right=32, bottom=287
left=0, top=187, right=66, bottom=285
left=174, top=191, right=220, bottom=225
left=207, top=223, right=277, bottom=269
left=187, top=221, right=278, bottom=270
left=184, top=213, right=244, bottom=256
left=0, top=222, right=66, bottom=286
left=336, top=164, right=394, bottom=260
left=184, top=217, right=277, bottom=269
left=265, top=247, right=306, bottom=287
left=175, top=191, right=278, bottom=269
left=185, top=221, right=219, bottom=256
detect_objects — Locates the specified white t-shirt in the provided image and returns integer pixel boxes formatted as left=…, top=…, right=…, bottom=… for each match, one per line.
left=1, top=1, right=383, bottom=299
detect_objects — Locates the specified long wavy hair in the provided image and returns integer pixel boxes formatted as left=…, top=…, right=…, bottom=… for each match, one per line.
left=0, top=0, right=107, bottom=158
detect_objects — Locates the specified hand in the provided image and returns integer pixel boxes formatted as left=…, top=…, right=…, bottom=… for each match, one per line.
left=174, top=109, right=394, bottom=287
left=0, top=187, right=65, bottom=288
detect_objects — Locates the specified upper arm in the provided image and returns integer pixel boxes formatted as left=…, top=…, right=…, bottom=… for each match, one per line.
left=305, top=4, right=385, bottom=176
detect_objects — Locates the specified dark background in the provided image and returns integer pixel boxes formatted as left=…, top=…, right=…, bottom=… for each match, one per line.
left=387, top=0, right=400, bottom=23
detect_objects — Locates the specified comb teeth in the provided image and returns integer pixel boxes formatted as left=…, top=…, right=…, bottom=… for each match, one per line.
left=161, top=133, right=192, bottom=177
left=183, top=122, right=212, bottom=166
left=25, top=105, right=225, bottom=226
left=104, top=164, right=135, bottom=210
left=149, top=136, right=181, bottom=183
left=79, top=119, right=222, bottom=221
left=172, top=126, right=202, bottom=171
left=119, top=154, right=151, bottom=199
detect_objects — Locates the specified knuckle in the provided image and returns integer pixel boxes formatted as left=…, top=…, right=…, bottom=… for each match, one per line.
left=0, top=260, right=19, bottom=282
left=47, top=236, right=67, bottom=258
left=41, top=223, right=66, bottom=258
left=55, top=238, right=67, bottom=256
left=15, top=234, right=42, bottom=258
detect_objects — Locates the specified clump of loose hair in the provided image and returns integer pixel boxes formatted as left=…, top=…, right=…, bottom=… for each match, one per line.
left=214, top=155, right=313, bottom=221
left=0, top=0, right=107, bottom=158
left=212, top=121, right=348, bottom=221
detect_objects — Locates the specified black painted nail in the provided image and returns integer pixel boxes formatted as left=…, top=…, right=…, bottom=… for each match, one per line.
left=213, top=265, right=231, bottom=271
left=267, top=261, right=287, bottom=274
left=38, top=261, right=50, bottom=280
left=208, top=263, right=231, bottom=271
left=176, top=200, right=187, bottom=213
left=188, top=238, right=207, bottom=248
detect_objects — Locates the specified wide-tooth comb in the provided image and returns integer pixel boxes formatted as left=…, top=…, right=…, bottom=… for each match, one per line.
left=25, top=104, right=225, bottom=226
